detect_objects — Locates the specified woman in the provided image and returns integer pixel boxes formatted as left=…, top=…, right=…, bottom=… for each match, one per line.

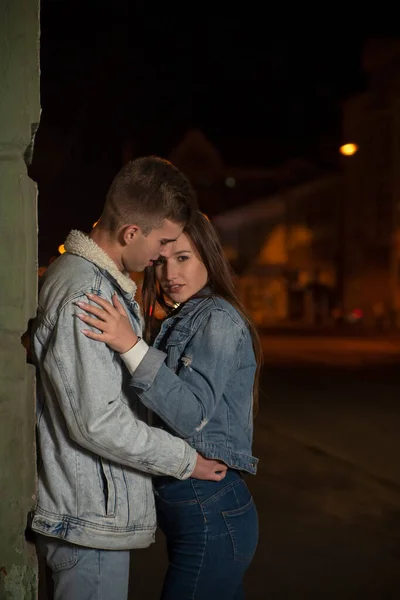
left=77, top=212, right=262, bottom=599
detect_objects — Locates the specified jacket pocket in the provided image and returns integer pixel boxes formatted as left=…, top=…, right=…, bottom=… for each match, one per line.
left=162, top=324, right=192, bottom=347
left=97, top=457, right=116, bottom=517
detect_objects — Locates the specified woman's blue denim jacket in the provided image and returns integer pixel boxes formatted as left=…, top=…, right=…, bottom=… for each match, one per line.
left=130, top=294, right=259, bottom=475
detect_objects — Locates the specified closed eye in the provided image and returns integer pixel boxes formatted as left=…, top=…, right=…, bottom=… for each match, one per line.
left=153, top=257, right=166, bottom=266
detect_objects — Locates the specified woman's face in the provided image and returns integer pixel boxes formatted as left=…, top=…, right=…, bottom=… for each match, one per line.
left=154, top=233, right=208, bottom=304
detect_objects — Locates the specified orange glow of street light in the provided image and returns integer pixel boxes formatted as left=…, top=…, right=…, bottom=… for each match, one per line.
left=58, top=244, right=66, bottom=254
left=340, top=143, right=359, bottom=156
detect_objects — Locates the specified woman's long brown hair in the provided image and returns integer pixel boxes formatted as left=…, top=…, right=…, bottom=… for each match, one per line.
left=142, top=212, right=263, bottom=414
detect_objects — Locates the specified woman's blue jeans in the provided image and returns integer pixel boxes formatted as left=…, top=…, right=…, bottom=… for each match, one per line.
left=154, top=468, right=259, bottom=600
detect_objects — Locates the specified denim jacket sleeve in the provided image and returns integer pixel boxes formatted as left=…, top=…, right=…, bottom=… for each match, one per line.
left=130, top=308, right=245, bottom=438
left=40, top=301, right=197, bottom=479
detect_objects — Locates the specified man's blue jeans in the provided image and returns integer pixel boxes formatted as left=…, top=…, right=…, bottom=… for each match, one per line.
left=36, top=534, right=130, bottom=600
left=154, top=469, right=259, bottom=600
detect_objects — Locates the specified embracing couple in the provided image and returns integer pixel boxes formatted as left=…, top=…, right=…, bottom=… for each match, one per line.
left=30, top=156, right=262, bottom=600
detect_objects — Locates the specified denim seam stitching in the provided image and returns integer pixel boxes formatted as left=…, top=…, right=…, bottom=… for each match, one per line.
left=201, top=478, right=241, bottom=508
left=222, top=497, right=256, bottom=563
left=190, top=479, right=208, bottom=599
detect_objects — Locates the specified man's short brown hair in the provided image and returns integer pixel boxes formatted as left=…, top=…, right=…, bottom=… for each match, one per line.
left=100, top=156, right=198, bottom=234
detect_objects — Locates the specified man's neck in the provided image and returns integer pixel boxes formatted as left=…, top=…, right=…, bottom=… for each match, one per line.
left=89, top=227, right=124, bottom=272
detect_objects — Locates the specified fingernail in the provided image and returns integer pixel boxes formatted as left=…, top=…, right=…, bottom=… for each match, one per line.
left=86, top=293, right=93, bottom=298
left=76, top=301, right=85, bottom=307
left=81, top=329, right=89, bottom=335
left=76, top=314, right=85, bottom=320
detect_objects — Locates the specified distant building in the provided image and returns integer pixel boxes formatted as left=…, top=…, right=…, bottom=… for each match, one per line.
left=168, top=43, right=400, bottom=331
left=341, top=37, right=400, bottom=327
left=168, top=129, right=291, bottom=216
left=214, top=174, right=343, bottom=326
left=169, top=129, right=344, bottom=326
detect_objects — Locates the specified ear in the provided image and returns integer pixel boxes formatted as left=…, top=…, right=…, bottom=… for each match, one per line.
left=120, top=224, right=140, bottom=246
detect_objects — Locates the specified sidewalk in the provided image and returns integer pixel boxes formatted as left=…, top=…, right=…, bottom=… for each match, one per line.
left=259, top=322, right=400, bottom=339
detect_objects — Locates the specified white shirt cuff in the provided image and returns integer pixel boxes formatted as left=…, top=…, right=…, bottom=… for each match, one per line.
left=120, top=338, right=149, bottom=374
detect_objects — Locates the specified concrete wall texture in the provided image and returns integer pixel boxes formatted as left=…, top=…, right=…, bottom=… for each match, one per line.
left=0, top=1, right=40, bottom=598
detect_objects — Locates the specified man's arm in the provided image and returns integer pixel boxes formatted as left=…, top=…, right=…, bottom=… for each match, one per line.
left=39, top=300, right=225, bottom=480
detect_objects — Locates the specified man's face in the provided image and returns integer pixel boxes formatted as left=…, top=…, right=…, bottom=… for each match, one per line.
left=122, top=219, right=183, bottom=273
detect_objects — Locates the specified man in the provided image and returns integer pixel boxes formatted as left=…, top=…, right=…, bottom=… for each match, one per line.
left=30, top=157, right=227, bottom=600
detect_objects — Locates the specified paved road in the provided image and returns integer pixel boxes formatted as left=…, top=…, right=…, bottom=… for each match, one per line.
left=260, top=363, right=400, bottom=486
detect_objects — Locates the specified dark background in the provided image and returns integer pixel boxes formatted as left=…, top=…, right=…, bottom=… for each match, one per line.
left=32, top=2, right=399, bottom=262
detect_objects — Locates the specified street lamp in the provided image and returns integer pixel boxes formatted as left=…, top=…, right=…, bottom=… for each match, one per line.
left=339, top=143, right=359, bottom=156
left=58, top=244, right=66, bottom=254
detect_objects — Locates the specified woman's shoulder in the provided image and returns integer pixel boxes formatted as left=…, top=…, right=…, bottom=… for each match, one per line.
left=194, top=295, right=247, bottom=331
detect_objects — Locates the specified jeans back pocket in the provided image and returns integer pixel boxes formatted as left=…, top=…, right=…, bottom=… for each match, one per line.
left=222, top=496, right=259, bottom=563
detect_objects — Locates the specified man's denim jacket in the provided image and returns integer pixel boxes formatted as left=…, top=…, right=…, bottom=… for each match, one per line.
left=129, top=294, right=258, bottom=475
left=29, top=230, right=197, bottom=550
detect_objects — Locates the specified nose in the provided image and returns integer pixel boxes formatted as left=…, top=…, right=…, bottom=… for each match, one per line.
left=164, top=260, right=179, bottom=282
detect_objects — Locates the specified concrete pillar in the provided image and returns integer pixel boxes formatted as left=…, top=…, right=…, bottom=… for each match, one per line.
left=0, top=1, right=40, bottom=598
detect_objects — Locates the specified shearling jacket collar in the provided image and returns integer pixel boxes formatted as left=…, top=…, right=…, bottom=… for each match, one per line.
left=64, top=229, right=137, bottom=296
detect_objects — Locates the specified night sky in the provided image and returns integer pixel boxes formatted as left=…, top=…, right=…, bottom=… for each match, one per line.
left=33, top=2, right=400, bottom=263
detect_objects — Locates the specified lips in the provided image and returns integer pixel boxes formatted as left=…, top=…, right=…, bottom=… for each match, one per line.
left=166, top=284, right=183, bottom=293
